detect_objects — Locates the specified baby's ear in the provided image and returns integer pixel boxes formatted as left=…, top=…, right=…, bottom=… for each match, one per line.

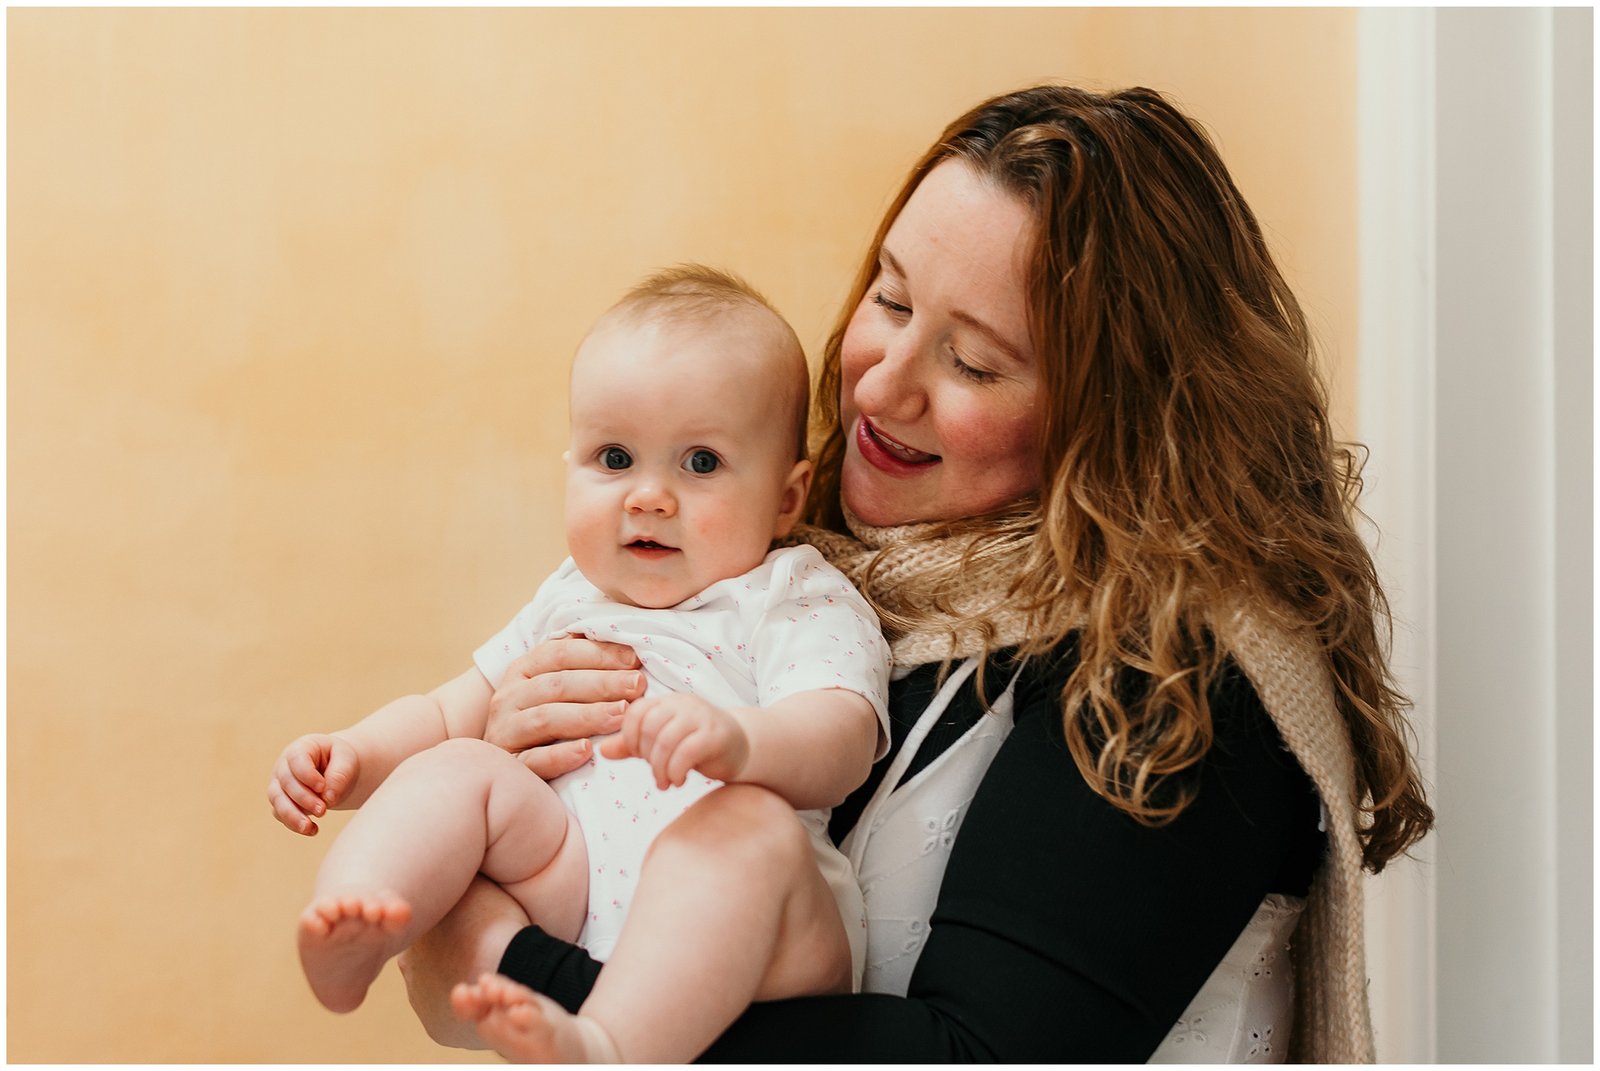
left=772, top=459, right=814, bottom=538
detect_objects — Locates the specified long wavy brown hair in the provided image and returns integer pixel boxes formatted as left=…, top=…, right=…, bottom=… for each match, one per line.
left=804, top=85, right=1432, bottom=873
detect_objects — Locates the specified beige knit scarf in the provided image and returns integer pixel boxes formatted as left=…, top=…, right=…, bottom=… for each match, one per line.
left=1215, top=599, right=1377, bottom=1063
left=794, top=510, right=1376, bottom=1063
left=790, top=507, right=1037, bottom=668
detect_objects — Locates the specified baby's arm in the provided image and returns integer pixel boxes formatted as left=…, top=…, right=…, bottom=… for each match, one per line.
left=599, top=688, right=878, bottom=811
left=267, top=668, right=494, bottom=834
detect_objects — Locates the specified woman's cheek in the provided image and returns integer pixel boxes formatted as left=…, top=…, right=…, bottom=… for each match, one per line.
left=944, top=388, right=1040, bottom=489
left=838, top=305, right=879, bottom=396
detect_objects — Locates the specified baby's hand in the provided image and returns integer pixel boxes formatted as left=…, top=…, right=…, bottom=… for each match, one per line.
left=267, top=733, right=359, bottom=836
left=600, top=694, right=749, bottom=789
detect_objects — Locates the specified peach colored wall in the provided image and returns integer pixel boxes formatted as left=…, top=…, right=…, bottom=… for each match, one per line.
left=7, top=8, right=1356, bottom=1062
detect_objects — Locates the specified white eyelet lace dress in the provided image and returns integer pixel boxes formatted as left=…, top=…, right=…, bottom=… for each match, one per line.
left=840, top=654, right=1303, bottom=1063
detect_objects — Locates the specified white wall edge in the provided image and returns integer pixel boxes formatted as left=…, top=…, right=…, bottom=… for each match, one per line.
left=1354, top=8, right=1439, bottom=1064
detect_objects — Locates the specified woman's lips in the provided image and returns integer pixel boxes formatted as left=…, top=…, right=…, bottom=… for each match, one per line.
left=854, top=417, right=940, bottom=477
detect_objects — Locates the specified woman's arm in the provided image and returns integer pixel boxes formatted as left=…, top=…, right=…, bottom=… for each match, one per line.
left=491, top=659, right=1318, bottom=1062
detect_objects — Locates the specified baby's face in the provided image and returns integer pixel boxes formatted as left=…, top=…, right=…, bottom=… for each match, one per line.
left=564, top=313, right=809, bottom=609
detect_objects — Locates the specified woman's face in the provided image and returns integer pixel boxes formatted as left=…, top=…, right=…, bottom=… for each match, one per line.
left=839, top=159, right=1041, bottom=527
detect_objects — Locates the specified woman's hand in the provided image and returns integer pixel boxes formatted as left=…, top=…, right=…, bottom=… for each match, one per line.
left=397, top=877, right=532, bottom=1049
left=485, top=633, right=646, bottom=779
left=266, top=733, right=359, bottom=836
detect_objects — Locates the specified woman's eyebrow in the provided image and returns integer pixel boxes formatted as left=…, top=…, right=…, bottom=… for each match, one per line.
left=881, top=246, right=1029, bottom=367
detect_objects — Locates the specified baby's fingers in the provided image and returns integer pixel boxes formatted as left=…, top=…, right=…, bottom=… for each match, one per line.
left=646, top=716, right=697, bottom=790
left=267, top=777, right=319, bottom=836
left=284, top=745, right=328, bottom=798
left=319, top=745, right=359, bottom=807
left=609, top=696, right=656, bottom=759
left=664, top=729, right=718, bottom=788
left=597, top=731, right=630, bottom=761
left=274, top=755, right=329, bottom=818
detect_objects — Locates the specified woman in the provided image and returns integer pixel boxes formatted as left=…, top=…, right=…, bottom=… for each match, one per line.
left=400, top=84, right=1432, bottom=1062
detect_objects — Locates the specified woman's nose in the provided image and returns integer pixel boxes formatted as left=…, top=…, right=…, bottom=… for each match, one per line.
left=853, top=331, right=928, bottom=425
left=624, top=478, right=677, bottom=516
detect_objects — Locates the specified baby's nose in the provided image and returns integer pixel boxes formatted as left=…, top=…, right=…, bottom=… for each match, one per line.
left=624, top=480, right=676, bottom=516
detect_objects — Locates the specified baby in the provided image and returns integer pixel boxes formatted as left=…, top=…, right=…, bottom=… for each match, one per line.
left=267, top=265, right=890, bottom=1062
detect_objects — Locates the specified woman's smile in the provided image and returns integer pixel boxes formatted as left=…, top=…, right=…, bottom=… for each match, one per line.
left=855, top=416, right=940, bottom=475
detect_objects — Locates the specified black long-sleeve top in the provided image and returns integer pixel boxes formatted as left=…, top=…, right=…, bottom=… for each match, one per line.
left=498, top=642, right=1323, bottom=1062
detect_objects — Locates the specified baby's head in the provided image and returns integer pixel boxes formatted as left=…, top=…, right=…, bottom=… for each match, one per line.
left=565, top=265, right=813, bottom=609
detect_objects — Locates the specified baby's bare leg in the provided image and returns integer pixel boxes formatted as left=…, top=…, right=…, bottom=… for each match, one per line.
left=299, top=737, right=587, bottom=1013
left=475, top=784, right=849, bottom=1063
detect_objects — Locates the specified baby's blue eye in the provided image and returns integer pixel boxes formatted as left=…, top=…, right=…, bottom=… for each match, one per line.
left=685, top=450, right=720, bottom=474
left=601, top=447, right=632, bottom=470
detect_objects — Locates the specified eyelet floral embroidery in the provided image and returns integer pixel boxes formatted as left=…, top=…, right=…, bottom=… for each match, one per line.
left=1247, top=1025, right=1273, bottom=1059
left=921, top=808, right=961, bottom=854
left=1168, top=1015, right=1206, bottom=1045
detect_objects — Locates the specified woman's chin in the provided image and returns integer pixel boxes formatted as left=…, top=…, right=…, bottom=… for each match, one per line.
left=841, top=481, right=921, bottom=528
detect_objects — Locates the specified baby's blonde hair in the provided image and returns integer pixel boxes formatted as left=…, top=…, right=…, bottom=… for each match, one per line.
left=603, top=264, right=810, bottom=462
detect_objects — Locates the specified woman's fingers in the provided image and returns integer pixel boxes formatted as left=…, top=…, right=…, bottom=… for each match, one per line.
left=486, top=671, right=643, bottom=751
left=516, top=738, right=594, bottom=780
left=505, top=669, right=646, bottom=711
left=528, top=700, right=628, bottom=739
left=506, top=634, right=640, bottom=679
left=483, top=636, right=646, bottom=752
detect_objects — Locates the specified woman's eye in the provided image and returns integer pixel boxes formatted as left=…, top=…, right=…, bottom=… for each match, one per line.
left=952, top=356, right=1000, bottom=384
left=871, top=291, right=911, bottom=316
left=601, top=447, right=632, bottom=470
left=685, top=450, right=720, bottom=475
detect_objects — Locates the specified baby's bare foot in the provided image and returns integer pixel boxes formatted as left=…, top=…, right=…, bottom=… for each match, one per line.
left=297, top=891, right=413, bottom=1013
left=452, top=973, right=619, bottom=1063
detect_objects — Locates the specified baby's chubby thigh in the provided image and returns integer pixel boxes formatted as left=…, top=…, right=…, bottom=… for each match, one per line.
left=409, top=737, right=590, bottom=945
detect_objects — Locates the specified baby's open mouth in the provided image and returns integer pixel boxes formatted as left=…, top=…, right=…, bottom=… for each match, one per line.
left=626, top=539, right=678, bottom=555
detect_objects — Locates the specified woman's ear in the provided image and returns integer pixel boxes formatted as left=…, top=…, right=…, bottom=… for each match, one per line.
left=772, top=459, right=814, bottom=539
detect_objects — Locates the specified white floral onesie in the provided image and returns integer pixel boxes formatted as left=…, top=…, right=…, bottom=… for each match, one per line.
left=474, top=543, right=891, bottom=985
